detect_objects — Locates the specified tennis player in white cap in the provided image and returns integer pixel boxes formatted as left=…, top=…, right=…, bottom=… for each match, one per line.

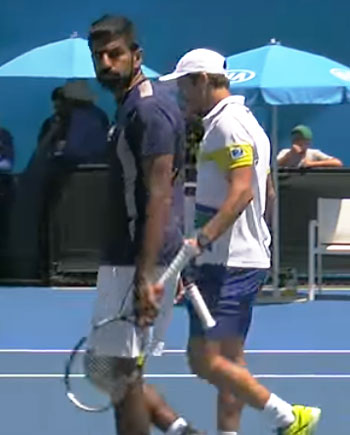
left=161, top=48, right=321, bottom=435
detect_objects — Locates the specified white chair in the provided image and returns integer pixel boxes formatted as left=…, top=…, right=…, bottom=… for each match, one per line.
left=308, top=198, right=350, bottom=301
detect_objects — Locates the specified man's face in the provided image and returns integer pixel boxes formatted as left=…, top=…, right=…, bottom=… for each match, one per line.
left=292, top=134, right=310, bottom=151
left=178, top=74, right=208, bottom=117
left=91, top=37, right=141, bottom=93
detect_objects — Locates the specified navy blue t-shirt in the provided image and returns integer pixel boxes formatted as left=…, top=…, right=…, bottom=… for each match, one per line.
left=102, top=79, right=185, bottom=266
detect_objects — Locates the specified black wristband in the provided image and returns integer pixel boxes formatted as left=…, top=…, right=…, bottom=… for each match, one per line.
left=196, top=231, right=212, bottom=251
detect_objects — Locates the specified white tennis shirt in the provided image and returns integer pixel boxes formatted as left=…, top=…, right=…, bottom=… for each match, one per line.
left=195, top=95, right=271, bottom=268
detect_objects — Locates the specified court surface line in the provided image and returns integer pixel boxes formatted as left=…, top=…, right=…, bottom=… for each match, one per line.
left=0, top=349, right=349, bottom=354
left=1, top=374, right=350, bottom=379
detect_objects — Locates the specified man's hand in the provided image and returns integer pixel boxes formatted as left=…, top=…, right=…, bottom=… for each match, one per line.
left=185, top=237, right=203, bottom=254
left=174, top=278, right=186, bottom=305
left=300, top=159, right=316, bottom=168
left=134, top=276, right=164, bottom=328
left=291, top=144, right=304, bottom=155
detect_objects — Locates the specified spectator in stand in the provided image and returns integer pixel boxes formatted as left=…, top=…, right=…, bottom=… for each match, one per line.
left=26, top=81, right=110, bottom=280
left=277, top=125, right=343, bottom=168
left=37, top=81, right=109, bottom=165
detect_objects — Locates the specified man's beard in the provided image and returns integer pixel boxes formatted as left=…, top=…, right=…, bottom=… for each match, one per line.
left=97, top=70, right=132, bottom=93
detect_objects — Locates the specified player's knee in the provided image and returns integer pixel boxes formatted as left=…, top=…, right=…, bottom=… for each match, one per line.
left=143, top=383, right=157, bottom=398
left=187, top=347, right=205, bottom=378
left=187, top=349, right=218, bottom=381
left=111, top=368, right=143, bottom=405
left=85, top=353, right=141, bottom=405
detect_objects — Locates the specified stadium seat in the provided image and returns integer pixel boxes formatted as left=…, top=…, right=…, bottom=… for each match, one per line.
left=308, top=198, right=350, bottom=300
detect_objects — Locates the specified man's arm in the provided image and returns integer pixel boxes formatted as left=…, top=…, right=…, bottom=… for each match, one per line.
left=277, top=148, right=298, bottom=167
left=128, top=98, right=181, bottom=327
left=199, top=165, right=253, bottom=244
left=136, top=154, right=174, bottom=280
left=133, top=153, right=174, bottom=327
left=264, top=172, right=276, bottom=227
left=302, top=149, right=343, bottom=168
left=277, top=149, right=292, bottom=167
left=303, top=157, right=343, bottom=168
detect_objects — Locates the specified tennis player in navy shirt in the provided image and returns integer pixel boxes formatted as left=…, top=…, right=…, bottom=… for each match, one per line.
left=87, top=14, right=203, bottom=435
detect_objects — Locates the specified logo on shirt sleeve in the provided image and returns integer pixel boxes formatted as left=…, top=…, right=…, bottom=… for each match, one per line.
left=231, top=146, right=245, bottom=159
left=200, top=143, right=253, bottom=171
left=228, top=144, right=254, bottom=169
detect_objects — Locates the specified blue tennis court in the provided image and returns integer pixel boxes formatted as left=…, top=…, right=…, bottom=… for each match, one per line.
left=1, top=287, right=349, bottom=434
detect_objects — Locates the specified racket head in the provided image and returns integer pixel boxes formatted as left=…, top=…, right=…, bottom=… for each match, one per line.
left=64, top=316, right=147, bottom=413
left=64, top=336, right=112, bottom=413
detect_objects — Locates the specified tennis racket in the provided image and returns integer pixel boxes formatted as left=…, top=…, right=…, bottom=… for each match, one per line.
left=64, top=242, right=216, bottom=412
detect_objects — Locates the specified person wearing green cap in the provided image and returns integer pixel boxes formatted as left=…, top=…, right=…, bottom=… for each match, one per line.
left=277, top=124, right=343, bottom=168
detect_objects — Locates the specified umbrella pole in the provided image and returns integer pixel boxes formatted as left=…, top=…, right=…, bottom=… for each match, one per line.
left=271, top=105, right=280, bottom=297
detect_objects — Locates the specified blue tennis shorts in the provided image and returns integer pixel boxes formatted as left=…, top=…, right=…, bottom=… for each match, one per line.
left=187, top=265, right=268, bottom=340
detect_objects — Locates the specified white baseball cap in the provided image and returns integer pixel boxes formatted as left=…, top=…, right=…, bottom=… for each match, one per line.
left=159, top=48, right=227, bottom=81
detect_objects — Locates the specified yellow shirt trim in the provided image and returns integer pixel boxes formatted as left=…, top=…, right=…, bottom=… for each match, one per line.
left=200, top=143, right=254, bottom=171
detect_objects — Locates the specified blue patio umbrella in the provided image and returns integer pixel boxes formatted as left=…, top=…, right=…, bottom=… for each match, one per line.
left=226, top=40, right=350, bottom=296
left=226, top=40, right=350, bottom=105
left=0, top=36, right=159, bottom=79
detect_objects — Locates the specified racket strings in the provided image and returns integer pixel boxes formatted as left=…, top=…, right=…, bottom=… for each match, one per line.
left=84, top=350, right=143, bottom=402
left=65, top=245, right=200, bottom=412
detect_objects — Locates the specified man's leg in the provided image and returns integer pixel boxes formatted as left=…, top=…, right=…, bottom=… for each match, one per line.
left=188, top=337, right=295, bottom=428
left=187, top=266, right=320, bottom=434
left=144, top=383, right=180, bottom=432
left=143, top=383, right=203, bottom=434
left=217, top=338, right=246, bottom=434
left=88, top=354, right=201, bottom=435
left=216, top=289, right=261, bottom=434
left=90, top=356, right=150, bottom=435
left=187, top=267, right=270, bottom=408
left=188, top=333, right=322, bottom=434
left=112, top=371, right=203, bottom=434
left=188, top=337, right=269, bottom=407
left=89, top=264, right=190, bottom=435
left=138, top=275, right=203, bottom=434
left=114, top=373, right=150, bottom=435
left=217, top=390, right=244, bottom=435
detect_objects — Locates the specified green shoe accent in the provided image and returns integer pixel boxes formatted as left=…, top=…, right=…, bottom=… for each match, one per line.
left=278, top=405, right=321, bottom=434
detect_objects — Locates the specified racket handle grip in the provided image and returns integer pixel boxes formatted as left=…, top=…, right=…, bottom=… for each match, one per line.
left=158, top=242, right=198, bottom=285
left=186, top=283, right=216, bottom=329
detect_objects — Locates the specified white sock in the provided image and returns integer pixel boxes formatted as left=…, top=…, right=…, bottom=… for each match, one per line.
left=217, top=431, right=238, bottom=435
left=263, top=393, right=295, bottom=429
left=166, top=417, right=188, bottom=435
